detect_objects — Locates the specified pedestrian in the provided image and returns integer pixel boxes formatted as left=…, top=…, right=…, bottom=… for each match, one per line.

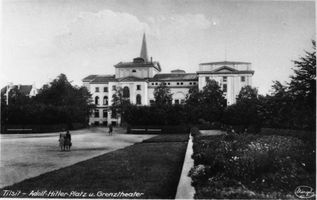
left=65, top=130, right=72, bottom=150
left=108, top=124, right=113, bottom=136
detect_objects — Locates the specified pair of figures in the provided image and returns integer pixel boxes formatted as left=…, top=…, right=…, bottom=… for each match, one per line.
left=108, top=124, right=113, bottom=136
left=59, top=130, right=72, bottom=151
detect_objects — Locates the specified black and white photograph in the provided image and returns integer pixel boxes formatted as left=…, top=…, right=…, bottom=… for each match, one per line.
left=0, top=0, right=316, bottom=199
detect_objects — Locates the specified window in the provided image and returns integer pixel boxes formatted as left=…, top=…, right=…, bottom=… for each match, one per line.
left=181, top=99, right=185, bottom=104
left=189, top=82, right=192, bottom=85
left=151, top=83, right=154, bottom=85
left=181, top=82, right=183, bottom=85
left=136, top=94, right=142, bottom=105
left=103, top=109, right=108, bottom=118
left=94, top=109, right=99, bottom=118
left=104, top=87, right=108, bottom=92
left=193, top=82, right=196, bottom=85
left=241, top=76, right=246, bottom=82
left=205, top=77, right=210, bottom=82
left=155, top=83, right=158, bottom=85
left=177, top=82, right=179, bottom=85
left=112, top=85, right=116, bottom=91
left=175, top=99, right=180, bottom=104
left=168, top=83, right=170, bottom=85
left=95, top=96, right=99, bottom=105
left=123, top=86, right=130, bottom=98
left=132, top=69, right=136, bottom=73
left=223, top=84, right=227, bottom=93
left=163, top=82, right=167, bottom=85
left=95, top=87, right=99, bottom=92
left=137, top=85, right=141, bottom=90
left=103, top=96, right=108, bottom=105
left=223, top=76, right=227, bottom=82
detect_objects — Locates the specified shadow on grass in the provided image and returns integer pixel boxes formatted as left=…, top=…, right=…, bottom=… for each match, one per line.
left=1, top=134, right=189, bottom=199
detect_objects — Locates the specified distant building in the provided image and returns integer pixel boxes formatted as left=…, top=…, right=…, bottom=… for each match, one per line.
left=1, top=83, right=38, bottom=105
left=83, top=34, right=254, bottom=126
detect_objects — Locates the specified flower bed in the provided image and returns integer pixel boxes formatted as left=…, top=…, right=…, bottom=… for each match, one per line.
left=189, top=131, right=316, bottom=199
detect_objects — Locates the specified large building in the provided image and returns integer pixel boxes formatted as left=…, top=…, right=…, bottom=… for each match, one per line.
left=83, top=34, right=254, bottom=126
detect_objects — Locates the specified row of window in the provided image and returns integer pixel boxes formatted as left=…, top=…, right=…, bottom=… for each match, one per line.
left=94, top=94, right=142, bottom=106
left=205, top=76, right=246, bottom=82
left=150, top=82, right=197, bottom=86
left=95, top=85, right=141, bottom=93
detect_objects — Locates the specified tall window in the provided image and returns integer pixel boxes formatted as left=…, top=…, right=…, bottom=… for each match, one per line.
left=205, top=77, right=210, bottom=82
left=123, top=86, right=130, bottom=98
left=104, top=87, right=108, bottom=92
left=175, top=99, right=180, bottom=104
left=137, top=85, right=141, bottom=90
left=103, top=96, right=108, bottom=105
left=223, top=84, right=227, bottom=93
left=95, top=96, right=99, bottom=105
left=94, top=109, right=99, bottom=118
left=95, top=87, right=99, bottom=92
left=112, top=85, right=116, bottom=91
left=103, top=109, right=108, bottom=118
left=241, top=76, right=246, bottom=82
left=136, top=94, right=142, bottom=105
left=223, top=76, right=227, bottom=82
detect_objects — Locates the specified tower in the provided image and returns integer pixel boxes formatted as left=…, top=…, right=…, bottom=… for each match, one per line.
left=140, top=33, right=149, bottom=62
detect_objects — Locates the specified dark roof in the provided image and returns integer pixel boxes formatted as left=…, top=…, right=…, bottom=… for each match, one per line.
left=197, top=70, right=254, bottom=75
left=1, top=85, right=33, bottom=95
left=151, top=73, right=198, bottom=81
left=117, top=76, right=147, bottom=82
left=88, top=75, right=117, bottom=84
left=115, top=61, right=161, bottom=72
left=82, top=75, right=98, bottom=82
left=200, top=61, right=251, bottom=65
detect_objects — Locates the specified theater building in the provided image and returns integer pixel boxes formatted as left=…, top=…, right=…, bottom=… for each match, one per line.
left=83, top=34, right=254, bottom=126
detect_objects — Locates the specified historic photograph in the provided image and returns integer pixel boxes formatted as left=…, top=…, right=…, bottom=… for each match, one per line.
left=0, top=0, right=315, bottom=199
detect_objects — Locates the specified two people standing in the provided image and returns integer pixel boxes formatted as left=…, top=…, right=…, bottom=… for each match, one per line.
left=59, top=130, right=72, bottom=151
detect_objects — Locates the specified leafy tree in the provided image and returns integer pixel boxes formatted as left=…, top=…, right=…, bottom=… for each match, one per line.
left=153, top=83, right=173, bottom=106
left=110, top=87, right=130, bottom=125
left=223, top=86, right=262, bottom=133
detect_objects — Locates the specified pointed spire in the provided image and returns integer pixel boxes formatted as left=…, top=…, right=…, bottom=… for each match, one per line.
left=140, top=33, right=149, bottom=62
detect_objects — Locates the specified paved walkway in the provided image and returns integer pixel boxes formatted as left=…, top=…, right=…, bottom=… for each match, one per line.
left=175, top=134, right=195, bottom=199
left=0, top=127, right=155, bottom=188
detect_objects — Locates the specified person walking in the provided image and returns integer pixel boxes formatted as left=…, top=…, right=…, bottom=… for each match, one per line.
left=65, top=130, right=72, bottom=150
left=108, top=124, right=113, bottom=136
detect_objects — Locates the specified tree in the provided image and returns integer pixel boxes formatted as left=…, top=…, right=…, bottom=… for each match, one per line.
left=110, top=87, right=130, bottom=124
left=153, top=83, right=173, bottom=106
left=223, top=85, right=262, bottom=133
left=185, top=79, right=226, bottom=124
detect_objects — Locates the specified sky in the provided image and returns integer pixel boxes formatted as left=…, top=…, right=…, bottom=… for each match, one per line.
left=1, top=0, right=315, bottom=94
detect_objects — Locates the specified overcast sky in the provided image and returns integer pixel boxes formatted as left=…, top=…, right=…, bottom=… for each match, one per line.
left=1, top=0, right=315, bottom=94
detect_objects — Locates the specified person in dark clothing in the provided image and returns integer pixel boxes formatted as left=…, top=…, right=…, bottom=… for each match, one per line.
left=65, top=130, right=72, bottom=150
left=108, top=124, right=113, bottom=136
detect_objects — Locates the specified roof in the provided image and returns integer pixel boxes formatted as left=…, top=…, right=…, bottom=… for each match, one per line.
left=151, top=73, right=198, bottom=81
left=115, top=61, right=161, bottom=72
left=197, top=70, right=255, bottom=75
left=1, top=85, right=33, bottom=95
left=82, top=75, right=98, bottom=82
left=117, top=76, right=148, bottom=82
left=200, top=61, right=251, bottom=65
left=87, top=75, right=117, bottom=84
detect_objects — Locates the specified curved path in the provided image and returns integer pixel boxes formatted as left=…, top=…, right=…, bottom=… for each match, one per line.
left=0, top=127, right=155, bottom=188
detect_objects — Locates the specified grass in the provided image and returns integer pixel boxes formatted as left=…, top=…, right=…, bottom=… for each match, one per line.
left=2, top=134, right=189, bottom=199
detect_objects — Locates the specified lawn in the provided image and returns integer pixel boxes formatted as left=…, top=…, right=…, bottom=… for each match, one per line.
left=189, top=130, right=316, bottom=199
left=1, top=134, right=188, bottom=199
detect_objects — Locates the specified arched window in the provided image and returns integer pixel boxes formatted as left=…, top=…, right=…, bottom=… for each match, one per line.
left=123, top=86, right=130, bottom=98
left=95, top=96, right=99, bottom=105
left=136, top=94, right=142, bottom=105
left=103, top=96, right=108, bottom=105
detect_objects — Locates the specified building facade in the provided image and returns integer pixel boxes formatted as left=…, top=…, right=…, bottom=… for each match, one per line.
left=83, top=34, right=254, bottom=126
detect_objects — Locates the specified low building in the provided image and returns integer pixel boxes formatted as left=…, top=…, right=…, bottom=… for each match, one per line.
left=1, top=83, right=38, bottom=105
left=83, top=34, right=254, bottom=126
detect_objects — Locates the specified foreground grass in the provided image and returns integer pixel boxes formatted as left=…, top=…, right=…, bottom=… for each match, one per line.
left=190, top=130, right=315, bottom=199
left=2, top=134, right=188, bottom=199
